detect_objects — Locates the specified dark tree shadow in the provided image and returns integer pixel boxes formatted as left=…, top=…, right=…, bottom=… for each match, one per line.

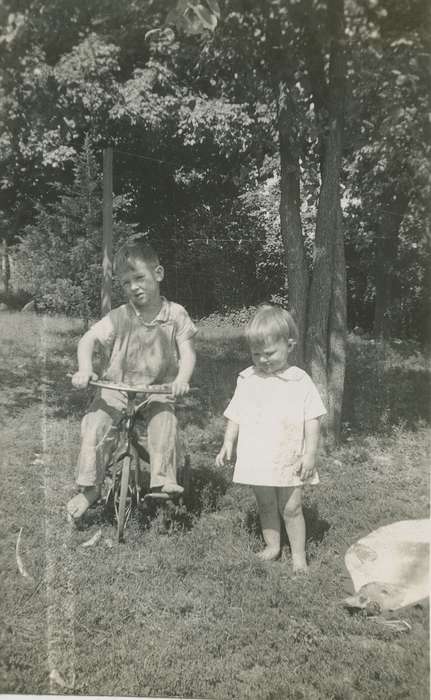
left=0, top=351, right=44, bottom=420
left=136, top=463, right=231, bottom=532
left=47, top=332, right=430, bottom=435
left=73, top=461, right=231, bottom=535
left=243, top=500, right=330, bottom=551
left=343, top=339, right=430, bottom=433
left=303, top=503, right=331, bottom=544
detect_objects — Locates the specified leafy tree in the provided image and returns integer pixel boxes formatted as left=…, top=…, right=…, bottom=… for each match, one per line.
left=181, top=0, right=347, bottom=439
left=174, top=0, right=429, bottom=436
left=344, top=0, right=431, bottom=340
left=1, top=0, right=429, bottom=379
left=14, top=137, right=135, bottom=317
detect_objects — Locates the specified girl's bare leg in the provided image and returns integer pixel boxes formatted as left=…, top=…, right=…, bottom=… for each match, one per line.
left=253, top=486, right=281, bottom=561
left=278, top=487, right=307, bottom=572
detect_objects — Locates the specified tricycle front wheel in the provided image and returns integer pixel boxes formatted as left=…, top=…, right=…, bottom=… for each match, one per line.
left=115, top=455, right=132, bottom=542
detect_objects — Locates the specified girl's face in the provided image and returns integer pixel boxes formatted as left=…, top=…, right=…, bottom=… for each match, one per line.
left=250, top=336, right=295, bottom=374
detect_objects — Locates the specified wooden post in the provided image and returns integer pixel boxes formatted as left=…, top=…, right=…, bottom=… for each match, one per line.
left=102, top=146, right=113, bottom=316
left=1, top=238, right=10, bottom=295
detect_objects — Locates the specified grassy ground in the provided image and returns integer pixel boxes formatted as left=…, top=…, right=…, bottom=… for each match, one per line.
left=0, top=311, right=429, bottom=699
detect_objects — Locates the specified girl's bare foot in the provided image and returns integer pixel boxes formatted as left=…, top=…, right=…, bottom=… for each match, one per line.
left=256, top=546, right=281, bottom=562
left=292, top=560, right=308, bottom=574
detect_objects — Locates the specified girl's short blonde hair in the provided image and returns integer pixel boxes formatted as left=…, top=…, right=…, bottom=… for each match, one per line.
left=246, top=304, right=298, bottom=347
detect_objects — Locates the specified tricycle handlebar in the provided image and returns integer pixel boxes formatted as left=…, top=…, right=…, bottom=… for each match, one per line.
left=89, top=380, right=174, bottom=394
left=88, top=379, right=199, bottom=395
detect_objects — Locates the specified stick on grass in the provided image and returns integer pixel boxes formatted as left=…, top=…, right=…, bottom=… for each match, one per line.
left=15, top=528, right=34, bottom=582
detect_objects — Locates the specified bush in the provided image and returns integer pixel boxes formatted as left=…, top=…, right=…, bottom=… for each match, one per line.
left=0, top=288, right=33, bottom=310
left=198, top=305, right=257, bottom=328
left=13, top=139, right=135, bottom=318
left=35, top=278, right=92, bottom=317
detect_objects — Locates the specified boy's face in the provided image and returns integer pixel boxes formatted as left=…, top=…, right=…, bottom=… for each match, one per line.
left=119, top=259, right=164, bottom=309
left=250, top=336, right=295, bottom=374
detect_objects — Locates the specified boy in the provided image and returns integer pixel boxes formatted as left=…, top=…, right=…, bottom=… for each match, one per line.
left=67, top=240, right=197, bottom=519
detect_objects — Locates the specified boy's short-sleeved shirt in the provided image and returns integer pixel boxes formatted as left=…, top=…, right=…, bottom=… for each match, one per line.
left=87, top=297, right=197, bottom=385
left=224, top=365, right=326, bottom=487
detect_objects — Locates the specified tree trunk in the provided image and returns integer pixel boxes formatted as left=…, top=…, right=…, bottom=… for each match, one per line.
left=278, top=81, right=308, bottom=364
left=327, top=204, right=347, bottom=441
left=305, top=0, right=346, bottom=437
left=373, top=192, right=408, bottom=339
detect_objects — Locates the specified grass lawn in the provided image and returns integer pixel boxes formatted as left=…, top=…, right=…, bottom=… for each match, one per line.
left=0, top=311, right=429, bottom=699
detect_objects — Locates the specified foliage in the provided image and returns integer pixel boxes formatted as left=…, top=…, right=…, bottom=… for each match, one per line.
left=0, top=0, right=429, bottom=339
left=13, top=139, right=135, bottom=317
left=343, top=0, right=431, bottom=337
left=165, top=0, right=221, bottom=36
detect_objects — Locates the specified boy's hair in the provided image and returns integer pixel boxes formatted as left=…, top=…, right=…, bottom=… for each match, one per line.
left=246, top=304, right=298, bottom=347
left=114, top=239, right=160, bottom=275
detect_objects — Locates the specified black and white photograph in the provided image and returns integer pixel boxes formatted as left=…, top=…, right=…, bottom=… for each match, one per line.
left=0, top=1, right=429, bottom=698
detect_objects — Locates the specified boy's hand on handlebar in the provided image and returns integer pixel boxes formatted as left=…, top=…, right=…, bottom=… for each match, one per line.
left=71, top=370, right=99, bottom=389
left=170, top=379, right=190, bottom=397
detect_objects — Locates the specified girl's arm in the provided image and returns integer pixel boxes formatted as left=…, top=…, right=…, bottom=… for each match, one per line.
left=215, top=420, right=239, bottom=466
left=172, top=337, right=196, bottom=396
left=296, top=417, right=321, bottom=480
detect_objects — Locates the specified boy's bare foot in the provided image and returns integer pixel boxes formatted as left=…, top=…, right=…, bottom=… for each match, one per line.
left=161, top=482, right=184, bottom=495
left=144, top=491, right=169, bottom=501
left=256, top=546, right=281, bottom=562
left=67, top=486, right=101, bottom=519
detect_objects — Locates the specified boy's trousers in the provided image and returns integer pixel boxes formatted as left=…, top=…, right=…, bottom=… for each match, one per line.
left=75, top=388, right=179, bottom=490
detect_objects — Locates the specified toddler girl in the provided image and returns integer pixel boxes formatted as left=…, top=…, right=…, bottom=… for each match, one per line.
left=215, top=305, right=326, bottom=572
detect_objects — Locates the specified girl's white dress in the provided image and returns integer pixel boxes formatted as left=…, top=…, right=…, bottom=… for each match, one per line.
left=224, top=366, right=327, bottom=487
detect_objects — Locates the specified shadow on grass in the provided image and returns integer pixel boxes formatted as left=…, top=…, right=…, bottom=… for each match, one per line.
left=2, top=312, right=430, bottom=436
left=0, top=354, right=43, bottom=420
left=343, top=364, right=430, bottom=432
left=44, top=328, right=430, bottom=436
left=73, top=462, right=231, bottom=535
left=304, top=502, right=331, bottom=544
left=7, top=323, right=427, bottom=447
left=0, top=313, right=85, bottom=420
left=136, top=464, right=231, bottom=533
left=244, top=500, right=330, bottom=549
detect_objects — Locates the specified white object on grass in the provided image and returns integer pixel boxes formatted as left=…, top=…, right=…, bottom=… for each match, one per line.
left=49, top=668, right=75, bottom=689
left=49, top=669, right=67, bottom=688
left=344, top=519, right=430, bottom=612
left=81, top=529, right=102, bottom=548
